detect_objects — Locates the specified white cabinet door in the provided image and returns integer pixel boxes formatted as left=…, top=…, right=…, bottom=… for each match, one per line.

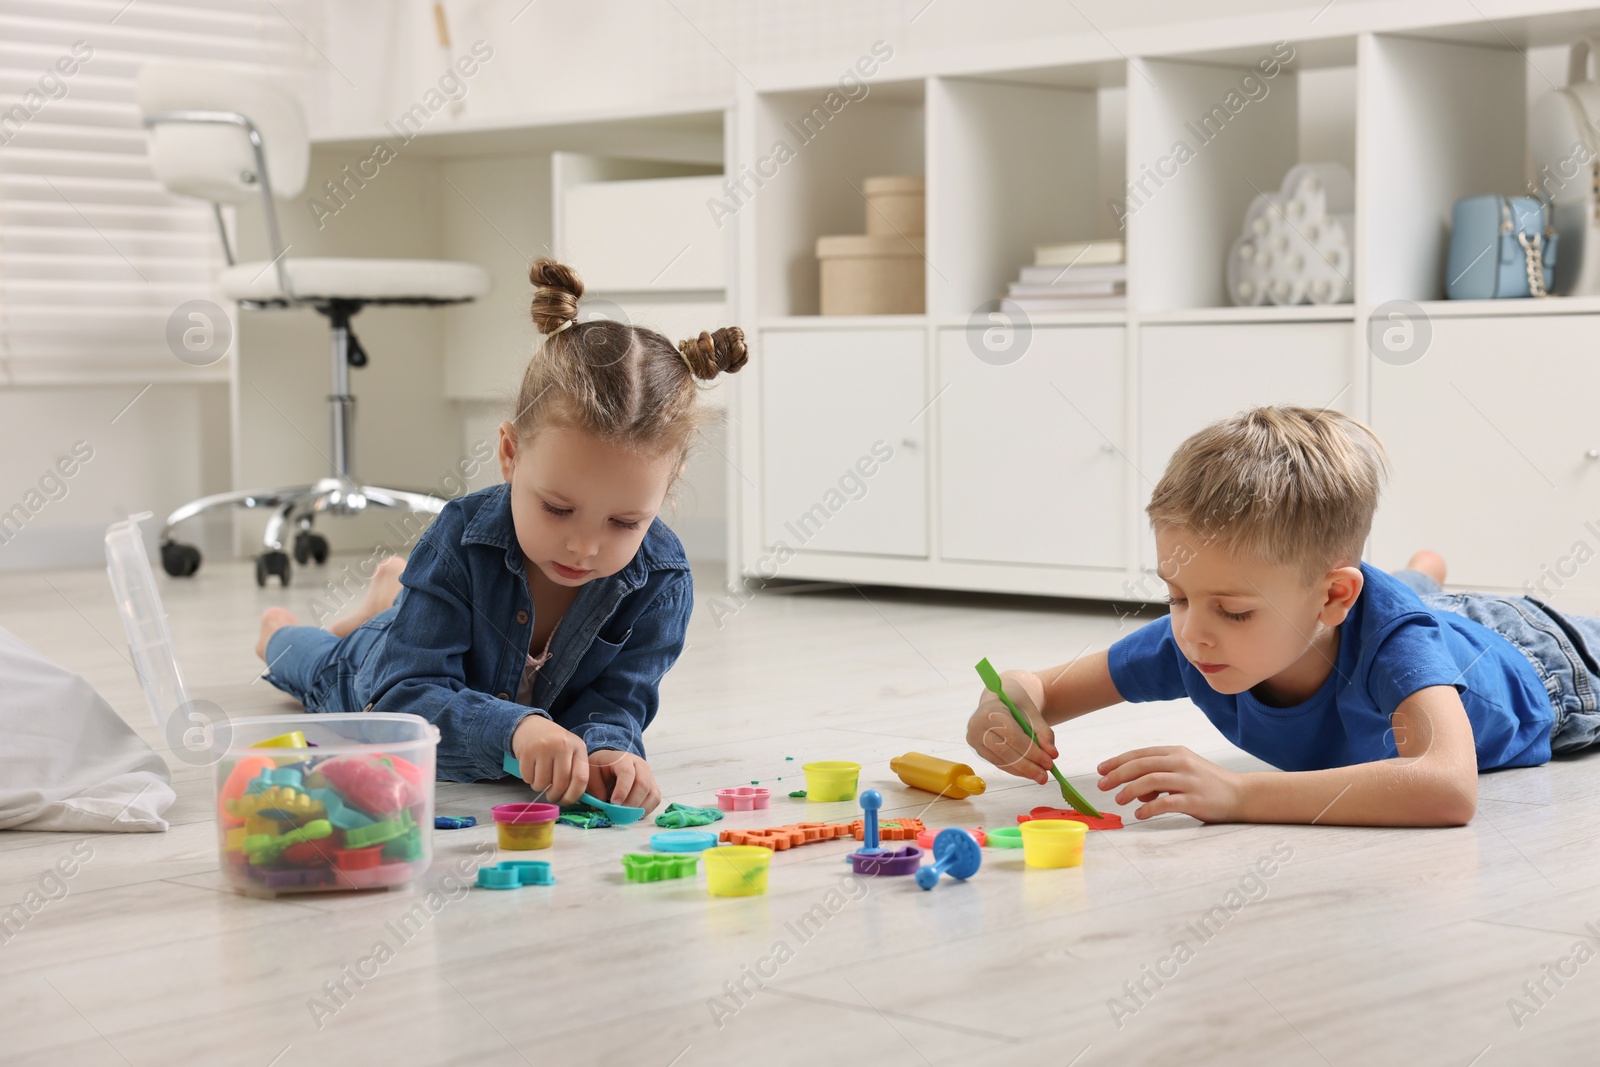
left=1371, top=315, right=1600, bottom=598
left=1138, top=323, right=1355, bottom=573
left=760, top=329, right=928, bottom=557
left=937, top=326, right=1126, bottom=568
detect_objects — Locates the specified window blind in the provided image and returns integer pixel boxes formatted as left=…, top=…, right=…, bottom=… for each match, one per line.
left=0, top=0, right=313, bottom=385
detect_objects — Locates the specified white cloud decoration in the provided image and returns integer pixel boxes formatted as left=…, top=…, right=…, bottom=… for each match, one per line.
left=1228, top=162, right=1354, bottom=306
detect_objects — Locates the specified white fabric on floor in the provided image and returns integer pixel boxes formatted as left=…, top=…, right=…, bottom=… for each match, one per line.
left=0, top=626, right=175, bottom=832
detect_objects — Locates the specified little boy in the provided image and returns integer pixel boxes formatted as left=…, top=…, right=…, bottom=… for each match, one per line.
left=968, top=405, right=1600, bottom=827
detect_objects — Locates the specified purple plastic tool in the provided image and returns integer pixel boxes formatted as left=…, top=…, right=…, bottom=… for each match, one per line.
left=848, top=844, right=923, bottom=877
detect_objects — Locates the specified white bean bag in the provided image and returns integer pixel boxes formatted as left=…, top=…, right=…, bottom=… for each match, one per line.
left=0, top=626, right=174, bottom=832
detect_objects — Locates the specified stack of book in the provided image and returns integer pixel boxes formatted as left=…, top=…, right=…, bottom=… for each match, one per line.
left=1001, top=239, right=1126, bottom=313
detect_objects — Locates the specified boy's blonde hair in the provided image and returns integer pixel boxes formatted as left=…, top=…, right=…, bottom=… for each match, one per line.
left=1146, top=405, right=1390, bottom=581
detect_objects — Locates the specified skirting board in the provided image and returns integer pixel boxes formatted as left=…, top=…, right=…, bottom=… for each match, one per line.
left=0, top=512, right=235, bottom=573
left=0, top=510, right=726, bottom=574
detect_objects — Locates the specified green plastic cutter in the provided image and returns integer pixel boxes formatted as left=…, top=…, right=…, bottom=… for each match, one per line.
left=975, top=657, right=1102, bottom=818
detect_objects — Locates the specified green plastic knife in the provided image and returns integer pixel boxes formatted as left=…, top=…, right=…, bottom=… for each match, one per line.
left=975, top=657, right=1102, bottom=818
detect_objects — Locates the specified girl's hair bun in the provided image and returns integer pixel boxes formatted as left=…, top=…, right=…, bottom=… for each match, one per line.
left=529, top=257, right=583, bottom=335
left=677, top=326, right=748, bottom=381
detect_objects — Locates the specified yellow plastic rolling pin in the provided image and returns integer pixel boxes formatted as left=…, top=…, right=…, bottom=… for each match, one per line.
left=889, top=752, right=987, bottom=800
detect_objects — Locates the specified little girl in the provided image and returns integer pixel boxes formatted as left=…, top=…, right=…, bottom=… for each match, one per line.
left=255, top=258, right=747, bottom=813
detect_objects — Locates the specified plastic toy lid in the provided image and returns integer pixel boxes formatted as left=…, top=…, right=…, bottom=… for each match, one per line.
left=650, top=830, right=718, bottom=852
left=104, top=512, right=188, bottom=732
left=706, top=845, right=772, bottom=862
left=492, top=802, right=560, bottom=824
left=803, top=761, right=862, bottom=774
left=1018, top=818, right=1086, bottom=838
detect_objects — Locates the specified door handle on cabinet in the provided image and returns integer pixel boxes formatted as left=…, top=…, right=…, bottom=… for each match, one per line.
left=1587, top=449, right=1599, bottom=460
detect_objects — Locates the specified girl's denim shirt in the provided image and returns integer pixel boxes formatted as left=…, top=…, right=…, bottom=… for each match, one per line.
left=353, top=481, right=694, bottom=782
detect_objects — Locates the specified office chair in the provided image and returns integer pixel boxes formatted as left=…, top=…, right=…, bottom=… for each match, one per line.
left=136, top=62, right=491, bottom=587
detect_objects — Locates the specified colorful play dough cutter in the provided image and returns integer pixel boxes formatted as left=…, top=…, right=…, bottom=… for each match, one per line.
left=986, top=826, right=1023, bottom=848
left=1018, top=806, right=1124, bottom=831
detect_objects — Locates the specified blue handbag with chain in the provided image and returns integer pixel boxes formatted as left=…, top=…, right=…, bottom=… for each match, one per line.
left=1446, top=195, right=1558, bottom=299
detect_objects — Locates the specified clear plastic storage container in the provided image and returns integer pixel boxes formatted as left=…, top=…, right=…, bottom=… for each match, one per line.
left=104, top=512, right=189, bottom=734
left=218, top=714, right=438, bottom=896
left=105, top=512, right=439, bottom=897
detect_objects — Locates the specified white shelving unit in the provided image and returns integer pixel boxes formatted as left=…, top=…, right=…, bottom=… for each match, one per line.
left=728, top=7, right=1600, bottom=606
left=751, top=79, right=926, bottom=320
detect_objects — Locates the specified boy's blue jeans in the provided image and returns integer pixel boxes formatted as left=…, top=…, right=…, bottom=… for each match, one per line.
left=1394, top=569, right=1600, bottom=755
left=262, top=609, right=395, bottom=715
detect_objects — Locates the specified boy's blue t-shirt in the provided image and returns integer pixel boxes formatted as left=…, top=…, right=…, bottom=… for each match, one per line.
left=1107, top=562, right=1554, bottom=772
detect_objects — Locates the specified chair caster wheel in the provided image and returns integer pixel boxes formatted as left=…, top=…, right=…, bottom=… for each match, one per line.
left=256, top=551, right=291, bottom=587
left=160, top=541, right=202, bottom=578
left=293, top=531, right=329, bottom=566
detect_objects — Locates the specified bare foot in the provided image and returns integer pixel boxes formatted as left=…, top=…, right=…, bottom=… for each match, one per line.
left=326, top=555, right=406, bottom=638
left=257, top=607, right=298, bottom=661
left=1405, top=549, right=1447, bottom=586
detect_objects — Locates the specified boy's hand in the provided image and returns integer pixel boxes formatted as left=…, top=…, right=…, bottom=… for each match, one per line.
left=966, top=669, right=1058, bottom=785
left=587, top=749, right=661, bottom=813
left=510, top=714, right=590, bottom=806
left=1097, top=745, right=1243, bottom=823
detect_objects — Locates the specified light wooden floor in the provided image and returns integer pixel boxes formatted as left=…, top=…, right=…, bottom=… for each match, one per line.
left=2, top=553, right=1599, bottom=1066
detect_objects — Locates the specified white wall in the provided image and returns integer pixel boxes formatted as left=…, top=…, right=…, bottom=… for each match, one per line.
left=0, top=385, right=231, bottom=570
left=308, top=0, right=1335, bottom=137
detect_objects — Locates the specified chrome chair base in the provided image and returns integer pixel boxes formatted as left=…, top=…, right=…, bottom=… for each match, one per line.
left=159, top=476, right=444, bottom=586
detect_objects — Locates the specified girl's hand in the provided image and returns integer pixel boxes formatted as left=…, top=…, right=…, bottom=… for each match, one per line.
left=510, top=715, right=590, bottom=806
left=965, top=669, right=1058, bottom=785
left=587, top=750, right=661, bottom=813
left=1097, top=746, right=1244, bottom=823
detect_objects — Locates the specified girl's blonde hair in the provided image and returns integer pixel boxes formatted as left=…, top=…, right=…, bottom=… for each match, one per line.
left=511, top=258, right=747, bottom=457
left=1146, top=405, right=1390, bottom=581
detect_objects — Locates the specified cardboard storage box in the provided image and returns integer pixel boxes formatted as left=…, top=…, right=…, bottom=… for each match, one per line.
left=862, top=175, right=925, bottom=237
left=817, top=233, right=925, bottom=315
